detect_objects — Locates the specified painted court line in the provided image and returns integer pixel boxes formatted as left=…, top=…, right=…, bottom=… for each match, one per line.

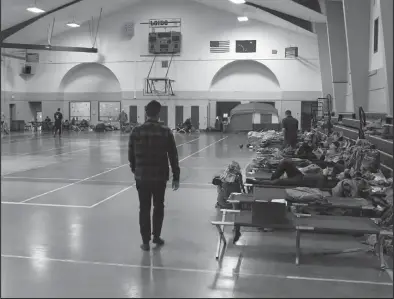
left=1, top=147, right=102, bottom=177
left=89, top=186, right=134, bottom=208
left=2, top=146, right=61, bottom=157
left=0, top=254, right=391, bottom=287
left=18, top=137, right=201, bottom=204
left=3, top=177, right=82, bottom=181
left=20, top=164, right=127, bottom=203
left=90, top=137, right=227, bottom=208
left=2, top=177, right=213, bottom=187
left=87, top=137, right=203, bottom=208
left=1, top=202, right=90, bottom=209
left=179, top=136, right=228, bottom=162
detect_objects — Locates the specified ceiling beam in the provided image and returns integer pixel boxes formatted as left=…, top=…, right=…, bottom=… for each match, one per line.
left=1, top=43, right=98, bottom=53
left=246, top=1, right=313, bottom=32
left=0, top=0, right=85, bottom=42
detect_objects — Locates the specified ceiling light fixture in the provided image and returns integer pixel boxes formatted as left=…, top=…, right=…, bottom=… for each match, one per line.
left=27, top=6, right=45, bottom=13
left=229, top=0, right=246, bottom=4
left=27, top=1, right=45, bottom=13
left=237, top=16, right=249, bottom=22
left=66, top=19, right=81, bottom=28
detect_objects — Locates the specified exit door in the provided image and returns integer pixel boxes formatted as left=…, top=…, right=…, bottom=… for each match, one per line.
left=191, top=106, right=199, bottom=129
left=129, top=106, right=137, bottom=123
left=9, top=104, right=16, bottom=122
left=159, top=106, right=168, bottom=126
left=175, top=106, right=183, bottom=126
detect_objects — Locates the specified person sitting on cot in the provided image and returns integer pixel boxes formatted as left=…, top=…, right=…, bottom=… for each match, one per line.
left=183, top=118, right=192, bottom=133
left=214, top=161, right=245, bottom=209
left=269, top=158, right=345, bottom=188
left=63, top=120, right=70, bottom=131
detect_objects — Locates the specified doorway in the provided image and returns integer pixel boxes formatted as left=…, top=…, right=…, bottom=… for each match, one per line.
left=159, top=106, right=168, bottom=126
left=175, top=106, right=183, bottom=126
left=9, top=104, right=16, bottom=122
left=29, top=102, right=42, bottom=121
left=216, top=101, right=241, bottom=118
left=191, top=106, right=200, bottom=129
left=301, top=101, right=318, bottom=131
left=129, top=106, right=138, bottom=123
left=36, top=112, right=43, bottom=122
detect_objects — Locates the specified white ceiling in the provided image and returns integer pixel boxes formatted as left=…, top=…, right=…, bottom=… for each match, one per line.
left=195, top=0, right=322, bottom=36
left=1, top=0, right=139, bottom=43
left=1, top=0, right=324, bottom=44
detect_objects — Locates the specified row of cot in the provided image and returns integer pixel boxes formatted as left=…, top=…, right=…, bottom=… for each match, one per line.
left=211, top=132, right=392, bottom=271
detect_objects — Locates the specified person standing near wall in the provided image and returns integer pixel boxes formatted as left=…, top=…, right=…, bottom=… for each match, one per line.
left=53, top=108, right=63, bottom=138
left=281, top=110, right=299, bottom=148
left=119, top=109, right=128, bottom=131
left=128, top=100, right=180, bottom=251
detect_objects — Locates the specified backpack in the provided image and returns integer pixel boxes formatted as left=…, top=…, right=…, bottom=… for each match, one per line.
left=95, top=123, right=106, bottom=132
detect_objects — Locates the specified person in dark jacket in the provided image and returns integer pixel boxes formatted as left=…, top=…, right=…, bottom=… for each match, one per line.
left=128, top=100, right=180, bottom=251
left=53, top=108, right=63, bottom=137
left=282, top=110, right=299, bottom=148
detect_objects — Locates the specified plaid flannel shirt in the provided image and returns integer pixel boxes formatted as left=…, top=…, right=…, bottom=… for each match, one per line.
left=128, top=120, right=180, bottom=182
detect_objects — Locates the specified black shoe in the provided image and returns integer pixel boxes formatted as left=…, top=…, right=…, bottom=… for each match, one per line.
left=233, top=230, right=241, bottom=243
left=140, top=243, right=150, bottom=251
left=152, top=237, right=165, bottom=246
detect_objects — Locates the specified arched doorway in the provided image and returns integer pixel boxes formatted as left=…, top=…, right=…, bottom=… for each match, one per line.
left=58, top=63, right=122, bottom=124
left=209, top=60, right=281, bottom=127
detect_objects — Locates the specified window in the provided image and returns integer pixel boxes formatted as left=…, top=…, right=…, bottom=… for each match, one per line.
left=99, top=102, right=121, bottom=122
left=261, top=114, right=273, bottom=123
left=70, top=102, right=91, bottom=121
left=374, top=17, right=379, bottom=53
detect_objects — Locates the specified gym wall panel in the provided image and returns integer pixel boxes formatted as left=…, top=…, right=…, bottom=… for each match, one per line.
left=5, top=0, right=324, bottom=125
left=367, top=68, right=387, bottom=112
left=20, top=0, right=321, bottom=94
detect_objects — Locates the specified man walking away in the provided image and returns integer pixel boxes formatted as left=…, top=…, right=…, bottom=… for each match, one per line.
left=281, top=110, right=299, bottom=148
left=128, top=100, right=180, bottom=251
left=54, top=108, right=63, bottom=137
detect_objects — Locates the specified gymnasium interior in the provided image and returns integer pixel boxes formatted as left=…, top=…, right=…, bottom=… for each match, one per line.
left=1, top=0, right=393, bottom=297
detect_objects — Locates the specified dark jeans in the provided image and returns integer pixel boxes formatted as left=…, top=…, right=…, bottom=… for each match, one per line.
left=271, top=159, right=326, bottom=188
left=271, top=159, right=303, bottom=181
left=284, top=137, right=297, bottom=149
left=136, top=180, right=167, bottom=244
left=54, top=124, right=62, bottom=136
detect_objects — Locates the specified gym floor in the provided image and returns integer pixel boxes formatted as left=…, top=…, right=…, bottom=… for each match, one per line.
left=1, top=132, right=392, bottom=298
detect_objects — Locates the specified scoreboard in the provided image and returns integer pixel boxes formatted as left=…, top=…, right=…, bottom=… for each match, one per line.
left=148, top=31, right=182, bottom=54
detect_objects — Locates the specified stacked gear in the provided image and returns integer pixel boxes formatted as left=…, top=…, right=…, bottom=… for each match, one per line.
left=247, top=130, right=284, bottom=150
left=213, top=161, right=245, bottom=209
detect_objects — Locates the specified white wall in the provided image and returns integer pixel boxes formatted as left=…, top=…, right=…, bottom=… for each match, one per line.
left=1, top=56, right=28, bottom=121
left=369, top=0, right=385, bottom=71
left=1, top=56, right=26, bottom=92
left=367, top=0, right=391, bottom=113
left=8, top=0, right=323, bottom=128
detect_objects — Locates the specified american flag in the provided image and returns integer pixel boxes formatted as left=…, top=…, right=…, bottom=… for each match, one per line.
left=210, top=40, right=230, bottom=53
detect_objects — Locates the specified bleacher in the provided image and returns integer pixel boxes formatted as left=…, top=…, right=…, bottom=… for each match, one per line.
left=331, top=112, right=393, bottom=177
